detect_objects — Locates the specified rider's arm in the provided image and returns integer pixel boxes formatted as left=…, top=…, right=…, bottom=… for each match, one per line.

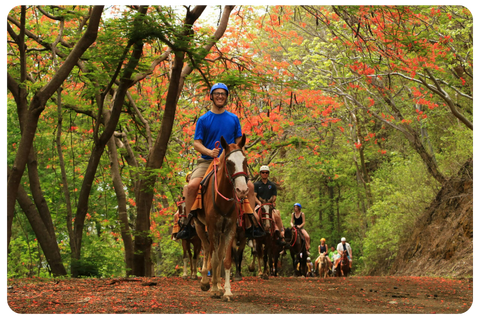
left=254, top=192, right=262, bottom=206
left=270, top=195, right=277, bottom=204
left=290, top=213, right=294, bottom=227
left=193, top=139, right=219, bottom=158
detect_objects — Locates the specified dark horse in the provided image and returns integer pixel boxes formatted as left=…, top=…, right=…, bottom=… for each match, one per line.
left=231, top=222, right=247, bottom=281
left=194, top=134, right=250, bottom=301
left=336, top=250, right=351, bottom=277
left=254, top=200, right=276, bottom=279
left=284, top=227, right=307, bottom=277
left=177, top=201, right=202, bottom=279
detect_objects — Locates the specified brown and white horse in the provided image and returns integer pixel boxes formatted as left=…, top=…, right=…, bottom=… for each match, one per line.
left=194, top=134, right=249, bottom=301
left=177, top=201, right=202, bottom=280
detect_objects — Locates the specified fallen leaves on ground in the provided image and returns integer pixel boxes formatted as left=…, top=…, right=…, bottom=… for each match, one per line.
left=7, top=276, right=473, bottom=314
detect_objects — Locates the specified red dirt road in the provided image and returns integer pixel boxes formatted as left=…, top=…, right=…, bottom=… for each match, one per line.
left=7, top=275, right=473, bottom=314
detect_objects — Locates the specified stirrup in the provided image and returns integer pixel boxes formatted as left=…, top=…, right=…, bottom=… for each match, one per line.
left=176, top=224, right=193, bottom=240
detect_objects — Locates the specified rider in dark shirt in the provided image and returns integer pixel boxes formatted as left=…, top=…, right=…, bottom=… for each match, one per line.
left=290, top=203, right=311, bottom=255
left=254, top=165, right=285, bottom=245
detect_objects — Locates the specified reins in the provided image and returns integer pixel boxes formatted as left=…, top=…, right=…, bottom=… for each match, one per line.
left=211, top=141, right=249, bottom=227
left=288, top=227, right=298, bottom=247
left=259, top=203, right=275, bottom=235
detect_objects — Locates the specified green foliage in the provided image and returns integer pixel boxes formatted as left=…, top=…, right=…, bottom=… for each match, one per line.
left=359, top=153, right=438, bottom=273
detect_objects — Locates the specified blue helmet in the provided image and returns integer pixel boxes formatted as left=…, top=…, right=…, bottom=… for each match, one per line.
left=294, top=203, right=302, bottom=209
left=210, top=83, right=229, bottom=96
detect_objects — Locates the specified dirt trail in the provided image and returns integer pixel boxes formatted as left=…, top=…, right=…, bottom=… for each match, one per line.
left=7, top=275, right=473, bottom=314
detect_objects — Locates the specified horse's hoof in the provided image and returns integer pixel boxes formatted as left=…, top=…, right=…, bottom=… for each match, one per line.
left=222, top=294, right=233, bottom=302
left=182, top=275, right=188, bottom=280
left=190, top=275, right=198, bottom=280
left=211, top=291, right=222, bottom=299
left=201, top=283, right=210, bottom=291
left=262, top=274, right=269, bottom=280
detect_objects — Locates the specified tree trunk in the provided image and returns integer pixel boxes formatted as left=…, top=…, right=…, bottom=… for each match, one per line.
left=8, top=167, right=67, bottom=276
left=55, top=88, right=77, bottom=257
left=132, top=6, right=207, bottom=277
left=71, top=7, right=147, bottom=273
left=107, top=133, right=134, bottom=277
left=336, top=185, right=341, bottom=235
left=7, top=6, right=104, bottom=250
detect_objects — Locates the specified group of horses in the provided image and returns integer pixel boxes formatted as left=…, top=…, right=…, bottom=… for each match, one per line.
left=175, top=135, right=350, bottom=301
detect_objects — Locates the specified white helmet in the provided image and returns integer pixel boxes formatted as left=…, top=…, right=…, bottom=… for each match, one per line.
left=259, top=165, right=270, bottom=172
left=341, top=237, right=346, bottom=242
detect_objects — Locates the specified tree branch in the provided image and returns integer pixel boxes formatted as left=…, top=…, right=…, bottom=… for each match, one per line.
left=422, top=68, right=473, bottom=130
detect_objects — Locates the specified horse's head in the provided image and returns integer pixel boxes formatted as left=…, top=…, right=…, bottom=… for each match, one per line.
left=340, top=250, right=349, bottom=262
left=220, top=134, right=249, bottom=199
left=177, top=201, right=187, bottom=226
left=319, top=253, right=326, bottom=265
left=259, top=198, right=274, bottom=232
left=284, top=227, right=294, bottom=249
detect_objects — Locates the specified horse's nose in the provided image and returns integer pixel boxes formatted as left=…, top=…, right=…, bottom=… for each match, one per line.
left=236, top=186, right=249, bottom=198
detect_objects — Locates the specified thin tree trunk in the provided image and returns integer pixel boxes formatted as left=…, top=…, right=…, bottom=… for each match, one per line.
left=336, top=185, right=341, bottom=235
left=107, top=132, right=134, bottom=277
left=55, top=88, right=76, bottom=256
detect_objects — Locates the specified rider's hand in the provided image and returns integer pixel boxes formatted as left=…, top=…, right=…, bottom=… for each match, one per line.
left=210, top=148, right=220, bottom=158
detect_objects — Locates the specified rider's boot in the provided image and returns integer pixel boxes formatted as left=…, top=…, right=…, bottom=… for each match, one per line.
left=251, top=215, right=266, bottom=238
left=176, top=212, right=196, bottom=240
left=245, top=214, right=265, bottom=238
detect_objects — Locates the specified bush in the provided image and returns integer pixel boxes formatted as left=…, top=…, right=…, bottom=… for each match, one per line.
left=71, top=257, right=100, bottom=278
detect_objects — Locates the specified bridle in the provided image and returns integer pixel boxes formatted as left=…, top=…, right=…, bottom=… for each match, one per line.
left=259, top=203, right=275, bottom=235
left=212, top=142, right=249, bottom=204
left=211, top=141, right=249, bottom=228
left=286, top=227, right=298, bottom=248
left=176, top=200, right=187, bottom=225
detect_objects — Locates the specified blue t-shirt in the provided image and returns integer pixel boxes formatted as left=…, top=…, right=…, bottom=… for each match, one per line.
left=194, top=110, right=242, bottom=160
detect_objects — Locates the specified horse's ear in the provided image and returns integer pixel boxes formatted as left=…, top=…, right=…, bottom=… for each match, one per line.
left=220, top=136, right=228, bottom=151
left=238, top=133, right=246, bottom=148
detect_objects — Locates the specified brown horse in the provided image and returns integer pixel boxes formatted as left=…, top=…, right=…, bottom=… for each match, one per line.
left=231, top=222, right=247, bottom=281
left=316, top=253, right=329, bottom=278
left=254, top=200, right=275, bottom=279
left=194, top=134, right=250, bottom=301
left=177, top=201, right=202, bottom=280
left=284, top=227, right=307, bottom=277
left=336, top=251, right=351, bottom=277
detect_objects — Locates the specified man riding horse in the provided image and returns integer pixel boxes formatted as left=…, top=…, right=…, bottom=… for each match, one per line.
left=176, top=83, right=264, bottom=241
left=336, top=237, right=353, bottom=269
left=254, top=165, right=286, bottom=246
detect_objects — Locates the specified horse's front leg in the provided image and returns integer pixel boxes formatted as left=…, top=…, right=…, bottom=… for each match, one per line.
left=222, top=230, right=235, bottom=301
left=195, top=220, right=210, bottom=291
left=182, top=240, right=189, bottom=279
left=209, top=231, right=223, bottom=298
left=248, top=249, right=256, bottom=273
left=256, top=244, right=264, bottom=277
left=262, top=248, right=269, bottom=279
